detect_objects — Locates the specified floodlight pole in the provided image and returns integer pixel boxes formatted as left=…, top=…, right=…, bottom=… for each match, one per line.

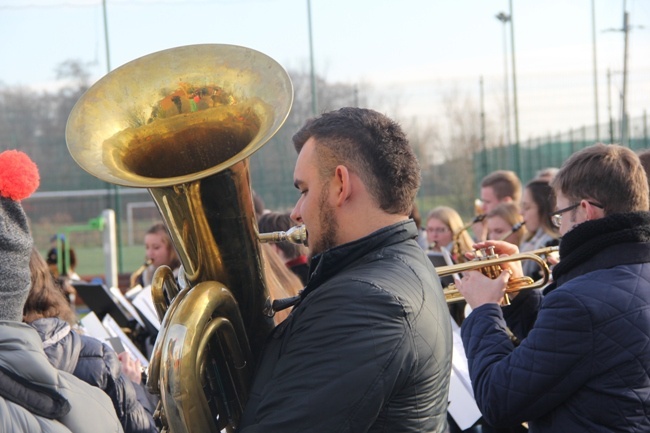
left=307, top=0, right=318, bottom=116
left=508, top=0, right=521, bottom=175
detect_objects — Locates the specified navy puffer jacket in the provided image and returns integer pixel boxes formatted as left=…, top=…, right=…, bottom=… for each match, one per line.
left=461, top=212, right=650, bottom=432
left=30, top=317, right=157, bottom=433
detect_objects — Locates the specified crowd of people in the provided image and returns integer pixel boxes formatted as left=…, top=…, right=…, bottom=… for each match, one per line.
left=2, top=104, right=650, bottom=432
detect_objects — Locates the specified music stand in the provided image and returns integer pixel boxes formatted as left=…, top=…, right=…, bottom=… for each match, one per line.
left=427, top=252, right=456, bottom=288
left=73, top=282, right=135, bottom=329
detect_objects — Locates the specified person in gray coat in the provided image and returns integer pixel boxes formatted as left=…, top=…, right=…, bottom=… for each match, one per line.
left=0, top=149, right=123, bottom=433
left=24, top=247, right=157, bottom=433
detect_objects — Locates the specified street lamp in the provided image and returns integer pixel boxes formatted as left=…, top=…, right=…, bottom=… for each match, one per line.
left=507, top=0, right=521, bottom=175
left=307, top=0, right=318, bottom=116
left=101, top=0, right=124, bottom=273
left=495, top=12, right=512, bottom=150
left=496, top=2, right=521, bottom=174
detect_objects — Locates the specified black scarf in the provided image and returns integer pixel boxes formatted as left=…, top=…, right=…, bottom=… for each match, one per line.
left=551, top=211, right=650, bottom=284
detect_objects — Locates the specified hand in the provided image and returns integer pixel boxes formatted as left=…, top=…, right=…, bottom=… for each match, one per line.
left=465, top=240, right=524, bottom=280
left=456, top=269, right=510, bottom=309
left=118, top=352, right=142, bottom=384
left=472, top=239, right=520, bottom=256
left=546, top=251, right=560, bottom=266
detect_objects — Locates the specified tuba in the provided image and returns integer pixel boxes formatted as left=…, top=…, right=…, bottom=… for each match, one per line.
left=66, top=44, right=294, bottom=433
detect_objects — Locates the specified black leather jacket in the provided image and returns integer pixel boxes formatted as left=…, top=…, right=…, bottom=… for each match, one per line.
left=240, top=220, right=452, bottom=433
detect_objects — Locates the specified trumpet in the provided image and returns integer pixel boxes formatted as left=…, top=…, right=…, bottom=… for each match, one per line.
left=436, top=246, right=558, bottom=304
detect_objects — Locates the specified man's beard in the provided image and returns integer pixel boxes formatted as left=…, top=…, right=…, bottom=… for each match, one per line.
left=309, top=183, right=338, bottom=258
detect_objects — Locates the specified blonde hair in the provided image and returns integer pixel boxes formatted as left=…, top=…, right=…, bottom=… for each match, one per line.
left=426, top=206, right=474, bottom=259
left=146, top=223, right=181, bottom=269
left=487, top=203, right=526, bottom=246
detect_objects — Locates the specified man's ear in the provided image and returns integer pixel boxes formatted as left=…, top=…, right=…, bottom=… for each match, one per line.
left=333, top=165, right=352, bottom=206
left=582, top=199, right=604, bottom=221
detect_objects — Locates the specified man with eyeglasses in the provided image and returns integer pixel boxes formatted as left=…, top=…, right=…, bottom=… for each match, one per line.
left=456, top=143, right=650, bottom=432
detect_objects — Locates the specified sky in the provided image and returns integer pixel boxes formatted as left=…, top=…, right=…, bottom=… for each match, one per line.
left=1, top=0, right=649, bottom=146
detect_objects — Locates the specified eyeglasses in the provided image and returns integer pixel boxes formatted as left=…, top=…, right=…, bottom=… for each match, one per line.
left=426, top=227, right=450, bottom=234
left=550, top=201, right=603, bottom=227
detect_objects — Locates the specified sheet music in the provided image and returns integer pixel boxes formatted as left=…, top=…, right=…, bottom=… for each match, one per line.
left=102, top=314, right=150, bottom=368
left=80, top=312, right=149, bottom=368
left=108, top=286, right=146, bottom=328
left=131, top=285, right=161, bottom=331
left=79, top=311, right=112, bottom=341
left=447, top=318, right=482, bottom=429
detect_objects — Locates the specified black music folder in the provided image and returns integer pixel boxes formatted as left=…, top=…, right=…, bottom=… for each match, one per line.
left=73, top=282, right=136, bottom=329
left=427, top=252, right=455, bottom=288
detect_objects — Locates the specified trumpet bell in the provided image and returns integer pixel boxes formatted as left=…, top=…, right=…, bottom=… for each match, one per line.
left=66, top=44, right=293, bottom=188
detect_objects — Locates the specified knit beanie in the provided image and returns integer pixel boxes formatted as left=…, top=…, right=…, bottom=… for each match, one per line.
left=0, top=150, right=40, bottom=321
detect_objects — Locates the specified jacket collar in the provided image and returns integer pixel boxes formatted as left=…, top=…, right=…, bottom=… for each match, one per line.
left=553, top=211, right=650, bottom=280
left=302, top=220, right=418, bottom=299
left=545, top=211, right=650, bottom=293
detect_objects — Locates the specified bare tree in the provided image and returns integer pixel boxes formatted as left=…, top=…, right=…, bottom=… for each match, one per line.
left=250, top=69, right=368, bottom=211
left=433, top=89, right=484, bottom=217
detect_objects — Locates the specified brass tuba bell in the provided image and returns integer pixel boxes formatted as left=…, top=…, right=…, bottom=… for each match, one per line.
left=66, top=44, right=293, bottom=433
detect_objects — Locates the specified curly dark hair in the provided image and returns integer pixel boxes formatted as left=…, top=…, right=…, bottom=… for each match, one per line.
left=292, top=107, right=420, bottom=215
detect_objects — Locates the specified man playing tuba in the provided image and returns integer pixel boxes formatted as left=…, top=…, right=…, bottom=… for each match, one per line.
left=239, top=107, right=453, bottom=433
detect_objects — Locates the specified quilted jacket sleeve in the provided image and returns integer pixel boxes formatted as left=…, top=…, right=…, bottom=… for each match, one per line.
left=461, top=289, right=593, bottom=427
left=74, top=337, right=157, bottom=433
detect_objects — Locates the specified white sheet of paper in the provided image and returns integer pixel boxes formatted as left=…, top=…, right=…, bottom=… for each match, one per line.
left=131, top=285, right=161, bottom=331
left=447, top=318, right=482, bottom=429
left=109, top=286, right=146, bottom=328
left=102, top=314, right=150, bottom=368
left=79, top=311, right=112, bottom=341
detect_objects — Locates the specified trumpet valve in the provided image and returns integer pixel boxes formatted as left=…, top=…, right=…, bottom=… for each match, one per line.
left=475, top=246, right=510, bottom=305
left=475, top=247, right=500, bottom=279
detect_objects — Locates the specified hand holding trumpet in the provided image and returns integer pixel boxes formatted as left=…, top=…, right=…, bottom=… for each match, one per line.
left=466, top=240, right=524, bottom=275
left=455, top=240, right=525, bottom=309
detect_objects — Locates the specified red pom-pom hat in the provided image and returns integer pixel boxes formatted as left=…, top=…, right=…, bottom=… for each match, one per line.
left=0, top=150, right=40, bottom=201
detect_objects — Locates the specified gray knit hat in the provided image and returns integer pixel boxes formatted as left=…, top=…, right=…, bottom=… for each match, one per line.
left=0, top=150, right=40, bottom=321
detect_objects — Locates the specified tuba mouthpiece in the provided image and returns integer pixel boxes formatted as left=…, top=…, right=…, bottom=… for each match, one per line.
left=259, top=225, right=307, bottom=245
